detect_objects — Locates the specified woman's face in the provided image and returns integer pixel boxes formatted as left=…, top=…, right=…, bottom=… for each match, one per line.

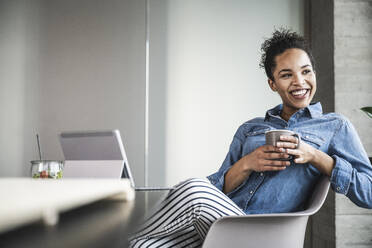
left=268, top=48, right=316, bottom=118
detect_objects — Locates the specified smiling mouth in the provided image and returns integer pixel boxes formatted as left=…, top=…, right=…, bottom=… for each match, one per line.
left=290, top=89, right=310, bottom=99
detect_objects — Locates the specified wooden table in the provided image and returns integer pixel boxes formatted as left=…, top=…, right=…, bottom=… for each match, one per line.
left=0, top=179, right=168, bottom=248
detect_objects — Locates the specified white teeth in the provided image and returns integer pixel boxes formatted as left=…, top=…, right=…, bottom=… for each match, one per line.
left=291, top=89, right=307, bottom=96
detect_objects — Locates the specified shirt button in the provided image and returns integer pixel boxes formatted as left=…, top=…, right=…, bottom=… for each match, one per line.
left=337, top=187, right=341, bottom=191
left=250, top=191, right=254, bottom=194
left=260, top=173, right=264, bottom=176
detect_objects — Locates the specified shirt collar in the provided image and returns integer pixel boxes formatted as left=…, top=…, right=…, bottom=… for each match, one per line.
left=264, top=102, right=323, bottom=121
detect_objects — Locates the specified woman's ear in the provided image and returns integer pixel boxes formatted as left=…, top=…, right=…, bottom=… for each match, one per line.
left=268, top=79, right=277, bottom=92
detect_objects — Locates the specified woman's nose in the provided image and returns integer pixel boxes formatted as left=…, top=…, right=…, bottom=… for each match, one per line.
left=292, top=73, right=305, bottom=85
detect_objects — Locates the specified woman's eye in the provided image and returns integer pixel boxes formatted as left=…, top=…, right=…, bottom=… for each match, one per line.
left=281, top=73, right=291, bottom=78
left=303, top=69, right=311, bottom=75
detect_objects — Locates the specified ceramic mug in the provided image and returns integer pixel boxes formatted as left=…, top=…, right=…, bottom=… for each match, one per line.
left=265, top=129, right=300, bottom=161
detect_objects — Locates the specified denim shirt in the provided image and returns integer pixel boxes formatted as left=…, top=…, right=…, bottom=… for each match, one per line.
left=207, top=102, right=372, bottom=214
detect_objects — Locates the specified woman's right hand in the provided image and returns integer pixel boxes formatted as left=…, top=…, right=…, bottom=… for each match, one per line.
left=223, top=145, right=291, bottom=193
left=240, top=145, right=291, bottom=173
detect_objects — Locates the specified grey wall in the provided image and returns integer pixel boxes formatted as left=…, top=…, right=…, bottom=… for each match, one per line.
left=308, top=1, right=336, bottom=247
left=310, top=0, right=372, bottom=247
left=334, top=1, right=372, bottom=247
left=0, top=0, right=42, bottom=177
left=310, top=0, right=334, bottom=114
left=0, top=0, right=307, bottom=187
left=0, top=0, right=147, bottom=185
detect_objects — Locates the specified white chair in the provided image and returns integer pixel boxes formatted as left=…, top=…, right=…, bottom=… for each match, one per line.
left=203, top=176, right=330, bottom=248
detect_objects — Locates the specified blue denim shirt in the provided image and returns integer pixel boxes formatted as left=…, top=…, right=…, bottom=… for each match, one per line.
left=207, top=102, right=372, bottom=214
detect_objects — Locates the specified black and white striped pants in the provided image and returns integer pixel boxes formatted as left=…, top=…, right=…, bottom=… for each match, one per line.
left=129, top=178, right=245, bottom=248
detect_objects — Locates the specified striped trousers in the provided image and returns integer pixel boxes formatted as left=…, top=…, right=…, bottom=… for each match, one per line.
left=129, top=178, right=245, bottom=248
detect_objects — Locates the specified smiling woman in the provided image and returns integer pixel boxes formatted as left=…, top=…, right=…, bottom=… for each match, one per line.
left=129, top=28, right=372, bottom=248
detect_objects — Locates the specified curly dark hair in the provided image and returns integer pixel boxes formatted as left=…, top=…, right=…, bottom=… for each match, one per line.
left=259, top=28, right=315, bottom=81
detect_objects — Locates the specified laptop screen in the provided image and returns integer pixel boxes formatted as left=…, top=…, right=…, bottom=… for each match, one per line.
left=59, top=130, right=135, bottom=186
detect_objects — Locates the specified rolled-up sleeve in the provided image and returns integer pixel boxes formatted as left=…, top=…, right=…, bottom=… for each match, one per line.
left=207, top=126, right=245, bottom=192
left=329, top=118, right=372, bottom=208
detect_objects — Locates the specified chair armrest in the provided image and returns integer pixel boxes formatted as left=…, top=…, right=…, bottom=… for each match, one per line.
left=203, top=176, right=330, bottom=248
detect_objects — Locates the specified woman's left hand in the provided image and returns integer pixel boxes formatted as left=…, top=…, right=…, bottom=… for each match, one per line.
left=276, top=135, right=315, bottom=164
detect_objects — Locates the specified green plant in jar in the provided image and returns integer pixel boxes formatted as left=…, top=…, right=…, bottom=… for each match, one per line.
left=361, top=107, right=372, bottom=164
left=30, top=160, right=63, bottom=179
left=361, top=107, right=372, bottom=119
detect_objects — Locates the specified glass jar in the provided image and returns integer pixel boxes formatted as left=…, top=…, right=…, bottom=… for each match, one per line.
left=30, top=160, right=64, bottom=179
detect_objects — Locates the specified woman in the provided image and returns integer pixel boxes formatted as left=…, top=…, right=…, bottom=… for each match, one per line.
left=129, top=28, right=372, bottom=248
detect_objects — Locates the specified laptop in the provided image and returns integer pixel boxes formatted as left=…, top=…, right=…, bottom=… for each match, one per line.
left=59, top=129, right=173, bottom=191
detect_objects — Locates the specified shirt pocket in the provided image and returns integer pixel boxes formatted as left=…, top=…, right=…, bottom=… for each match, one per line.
left=299, top=131, right=325, bottom=149
left=242, top=127, right=271, bottom=155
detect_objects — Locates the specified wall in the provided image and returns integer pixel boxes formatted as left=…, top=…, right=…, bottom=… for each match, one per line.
left=309, top=1, right=336, bottom=247
left=0, top=0, right=147, bottom=185
left=148, top=0, right=306, bottom=186
left=0, top=0, right=42, bottom=177
left=310, top=0, right=372, bottom=247
left=0, top=0, right=307, bottom=189
left=334, top=1, right=372, bottom=247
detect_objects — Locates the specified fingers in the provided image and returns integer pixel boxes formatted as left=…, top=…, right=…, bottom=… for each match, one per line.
left=254, top=145, right=292, bottom=172
left=286, top=148, right=302, bottom=156
left=262, top=145, right=284, bottom=153
left=286, top=148, right=307, bottom=163
left=260, top=162, right=289, bottom=172
left=277, top=135, right=300, bottom=149
left=276, top=141, right=297, bottom=149
left=261, top=159, right=291, bottom=167
left=279, top=135, right=299, bottom=143
left=261, top=166, right=287, bottom=171
left=256, top=158, right=290, bottom=172
left=266, top=151, right=290, bottom=160
left=294, top=157, right=305, bottom=163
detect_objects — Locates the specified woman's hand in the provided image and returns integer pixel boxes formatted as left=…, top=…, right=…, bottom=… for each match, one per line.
left=241, top=145, right=291, bottom=172
left=276, top=135, right=315, bottom=164
left=276, top=134, right=335, bottom=176
left=223, top=144, right=291, bottom=193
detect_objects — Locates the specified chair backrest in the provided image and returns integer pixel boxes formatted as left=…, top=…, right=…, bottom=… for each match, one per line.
left=301, top=175, right=330, bottom=215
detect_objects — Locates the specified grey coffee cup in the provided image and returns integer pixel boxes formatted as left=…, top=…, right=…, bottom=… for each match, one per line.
left=265, top=129, right=300, bottom=161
